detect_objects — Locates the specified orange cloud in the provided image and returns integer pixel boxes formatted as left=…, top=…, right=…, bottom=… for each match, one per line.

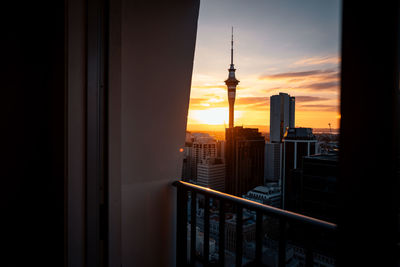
left=297, top=104, right=338, bottom=112
left=259, top=69, right=339, bottom=92
left=295, top=96, right=329, bottom=102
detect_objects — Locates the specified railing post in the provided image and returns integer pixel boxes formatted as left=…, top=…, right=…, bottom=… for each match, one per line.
left=177, top=184, right=188, bottom=267
left=278, top=217, right=287, bottom=267
left=190, top=191, right=197, bottom=265
left=204, top=195, right=210, bottom=265
left=236, top=205, right=243, bottom=267
left=219, top=199, right=225, bottom=266
left=255, top=210, right=263, bottom=265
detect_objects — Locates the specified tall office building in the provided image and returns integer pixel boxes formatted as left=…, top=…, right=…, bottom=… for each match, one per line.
left=225, top=127, right=265, bottom=196
left=265, top=93, right=295, bottom=184
left=282, top=127, right=317, bottom=209
left=269, top=93, right=295, bottom=143
left=197, top=158, right=225, bottom=191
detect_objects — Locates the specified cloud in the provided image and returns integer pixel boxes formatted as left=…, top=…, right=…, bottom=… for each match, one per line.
left=297, top=104, right=338, bottom=112
left=189, top=98, right=209, bottom=105
left=259, top=68, right=340, bottom=92
left=236, top=97, right=269, bottom=111
left=295, top=96, right=329, bottom=102
left=236, top=97, right=269, bottom=105
left=293, top=56, right=340, bottom=66
left=303, top=81, right=339, bottom=90
left=259, top=69, right=336, bottom=80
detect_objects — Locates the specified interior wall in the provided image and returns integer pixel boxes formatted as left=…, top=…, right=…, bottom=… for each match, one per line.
left=109, top=1, right=200, bottom=266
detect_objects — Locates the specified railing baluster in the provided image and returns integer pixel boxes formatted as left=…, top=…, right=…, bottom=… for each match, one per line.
left=177, top=185, right=188, bottom=267
left=236, top=205, right=243, bottom=267
left=278, top=217, right=287, bottom=267
left=204, top=195, right=210, bottom=264
left=173, top=181, right=337, bottom=267
left=219, top=199, right=225, bottom=266
left=190, top=191, right=197, bottom=265
left=255, top=210, right=263, bottom=265
left=305, top=226, right=314, bottom=267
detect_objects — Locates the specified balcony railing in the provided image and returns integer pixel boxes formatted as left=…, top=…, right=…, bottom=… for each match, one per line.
left=173, top=180, right=337, bottom=266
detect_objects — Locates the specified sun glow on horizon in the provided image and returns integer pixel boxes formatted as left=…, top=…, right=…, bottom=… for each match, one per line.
left=188, top=108, right=243, bottom=126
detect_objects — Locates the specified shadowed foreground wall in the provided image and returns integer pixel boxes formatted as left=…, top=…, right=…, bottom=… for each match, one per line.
left=109, top=1, right=200, bottom=266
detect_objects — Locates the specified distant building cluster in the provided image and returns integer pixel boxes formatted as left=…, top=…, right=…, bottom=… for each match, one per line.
left=181, top=132, right=225, bottom=192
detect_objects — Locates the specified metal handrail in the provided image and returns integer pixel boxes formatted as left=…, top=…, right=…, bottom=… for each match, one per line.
left=174, top=180, right=337, bottom=266
left=173, top=180, right=337, bottom=231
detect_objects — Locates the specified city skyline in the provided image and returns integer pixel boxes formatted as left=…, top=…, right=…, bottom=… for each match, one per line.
left=187, top=0, right=341, bottom=132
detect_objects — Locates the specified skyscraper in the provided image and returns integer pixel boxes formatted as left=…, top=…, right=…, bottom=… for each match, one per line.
left=269, top=93, right=295, bottom=143
left=282, top=127, right=317, bottom=209
left=265, top=93, right=295, bottom=184
left=224, top=27, right=239, bottom=129
left=225, top=126, right=265, bottom=196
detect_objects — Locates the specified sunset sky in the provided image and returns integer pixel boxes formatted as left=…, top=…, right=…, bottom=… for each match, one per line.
left=187, top=0, right=341, bottom=132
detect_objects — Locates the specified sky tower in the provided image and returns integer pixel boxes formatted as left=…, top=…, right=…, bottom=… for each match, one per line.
left=225, top=27, right=240, bottom=129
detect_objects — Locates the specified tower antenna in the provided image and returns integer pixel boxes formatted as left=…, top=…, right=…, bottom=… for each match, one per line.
left=231, top=27, right=234, bottom=65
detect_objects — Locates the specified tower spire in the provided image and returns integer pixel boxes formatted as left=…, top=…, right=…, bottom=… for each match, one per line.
left=231, top=27, right=234, bottom=66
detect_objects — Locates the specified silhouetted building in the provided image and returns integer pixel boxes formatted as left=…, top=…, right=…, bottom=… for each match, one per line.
left=301, top=153, right=338, bottom=223
left=282, top=127, right=317, bottom=209
left=216, top=140, right=226, bottom=160
left=264, top=142, right=282, bottom=184
left=197, top=158, right=225, bottom=191
left=225, top=126, right=265, bottom=196
left=181, top=132, right=194, bottom=181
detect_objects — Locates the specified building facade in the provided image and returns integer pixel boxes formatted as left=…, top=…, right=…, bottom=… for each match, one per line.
left=282, top=127, right=317, bottom=210
left=225, top=126, right=265, bottom=196
left=264, top=142, right=282, bottom=184
left=269, top=93, right=295, bottom=143
left=197, top=158, right=225, bottom=191
left=301, top=153, right=338, bottom=223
